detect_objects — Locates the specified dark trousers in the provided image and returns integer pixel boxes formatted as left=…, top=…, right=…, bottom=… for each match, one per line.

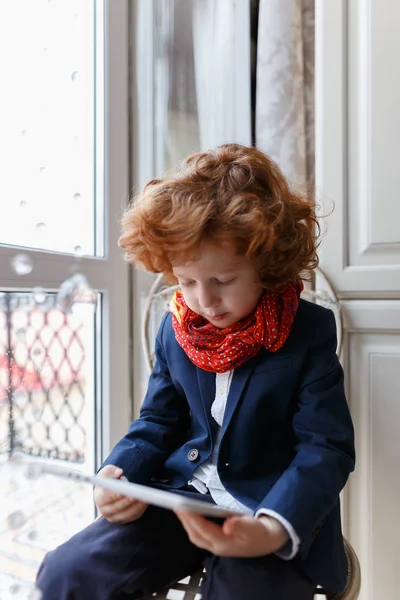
left=36, top=506, right=315, bottom=600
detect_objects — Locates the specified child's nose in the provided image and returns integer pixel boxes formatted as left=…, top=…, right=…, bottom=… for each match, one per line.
left=198, top=287, right=219, bottom=309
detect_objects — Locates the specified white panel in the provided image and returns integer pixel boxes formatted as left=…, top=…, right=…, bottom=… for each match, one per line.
left=369, top=2, right=400, bottom=246
left=343, top=301, right=400, bottom=600
left=342, top=299, right=400, bottom=331
left=348, top=0, right=400, bottom=261
left=316, top=0, right=400, bottom=295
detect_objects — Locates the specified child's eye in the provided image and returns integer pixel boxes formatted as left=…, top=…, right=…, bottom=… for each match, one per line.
left=180, top=280, right=195, bottom=288
left=214, top=278, right=235, bottom=285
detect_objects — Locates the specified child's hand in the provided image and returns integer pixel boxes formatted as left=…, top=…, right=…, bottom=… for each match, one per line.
left=175, top=512, right=289, bottom=557
left=94, top=465, right=148, bottom=524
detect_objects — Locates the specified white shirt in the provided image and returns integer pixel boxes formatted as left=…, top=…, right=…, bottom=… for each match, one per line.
left=188, top=370, right=300, bottom=560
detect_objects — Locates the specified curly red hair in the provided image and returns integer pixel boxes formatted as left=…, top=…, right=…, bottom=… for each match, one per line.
left=119, top=144, right=319, bottom=290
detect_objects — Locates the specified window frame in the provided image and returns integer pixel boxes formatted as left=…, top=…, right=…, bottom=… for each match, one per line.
left=0, top=0, right=132, bottom=467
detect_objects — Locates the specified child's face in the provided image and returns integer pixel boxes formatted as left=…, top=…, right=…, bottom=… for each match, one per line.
left=172, top=242, right=264, bottom=329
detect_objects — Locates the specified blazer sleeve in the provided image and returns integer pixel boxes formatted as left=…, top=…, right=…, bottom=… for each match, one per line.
left=255, top=309, right=355, bottom=558
left=101, top=315, right=190, bottom=483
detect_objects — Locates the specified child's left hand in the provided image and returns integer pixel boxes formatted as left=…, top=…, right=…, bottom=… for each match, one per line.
left=175, top=512, right=289, bottom=557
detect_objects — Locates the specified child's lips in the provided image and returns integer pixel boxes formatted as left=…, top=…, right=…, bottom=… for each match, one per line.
left=205, top=312, right=229, bottom=321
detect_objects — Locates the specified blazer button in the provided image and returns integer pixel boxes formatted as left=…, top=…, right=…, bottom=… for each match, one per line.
left=187, top=449, right=199, bottom=462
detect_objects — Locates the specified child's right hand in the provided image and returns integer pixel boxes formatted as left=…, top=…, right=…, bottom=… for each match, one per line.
left=94, top=465, right=148, bottom=524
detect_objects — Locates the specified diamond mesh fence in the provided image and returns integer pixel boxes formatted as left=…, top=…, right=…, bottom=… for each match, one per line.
left=0, top=292, right=95, bottom=463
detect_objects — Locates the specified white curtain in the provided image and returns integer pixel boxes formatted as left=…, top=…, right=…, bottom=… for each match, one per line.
left=255, top=0, right=315, bottom=191
left=137, top=0, right=251, bottom=176
left=153, top=0, right=175, bottom=175
left=192, top=0, right=251, bottom=151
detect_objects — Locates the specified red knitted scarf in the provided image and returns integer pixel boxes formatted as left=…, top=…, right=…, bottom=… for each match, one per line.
left=170, top=281, right=303, bottom=373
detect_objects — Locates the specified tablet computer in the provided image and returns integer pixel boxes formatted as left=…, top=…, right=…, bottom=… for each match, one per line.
left=26, top=461, right=241, bottom=519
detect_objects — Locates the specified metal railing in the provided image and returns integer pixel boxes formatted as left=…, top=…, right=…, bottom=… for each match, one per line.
left=0, top=292, right=91, bottom=462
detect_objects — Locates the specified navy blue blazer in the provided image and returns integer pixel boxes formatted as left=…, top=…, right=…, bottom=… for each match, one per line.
left=104, top=299, right=355, bottom=593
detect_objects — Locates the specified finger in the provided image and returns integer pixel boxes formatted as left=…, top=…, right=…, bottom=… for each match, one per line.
left=176, top=513, right=228, bottom=551
left=222, top=515, right=250, bottom=538
left=102, top=499, right=147, bottom=518
left=98, top=465, right=124, bottom=479
left=96, top=486, right=124, bottom=501
left=176, top=518, right=212, bottom=550
left=175, top=512, right=212, bottom=528
left=179, top=513, right=228, bottom=542
left=105, top=502, right=147, bottom=524
left=175, top=513, right=210, bottom=545
left=95, top=465, right=126, bottom=503
left=100, top=496, right=140, bottom=517
left=107, top=507, right=145, bottom=524
left=95, top=487, right=126, bottom=506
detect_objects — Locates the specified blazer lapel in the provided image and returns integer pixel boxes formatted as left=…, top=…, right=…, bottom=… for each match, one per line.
left=196, top=348, right=267, bottom=443
left=221, top=349, right=266, bottom=437
left=196, top=368, right=218, bottom=444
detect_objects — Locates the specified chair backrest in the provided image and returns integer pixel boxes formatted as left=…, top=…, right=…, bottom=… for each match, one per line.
left=141, top=273, right=178, bottom=375
left=339, top=537, right=362, bottom=599
left=141, top=266, right=343, bottom=375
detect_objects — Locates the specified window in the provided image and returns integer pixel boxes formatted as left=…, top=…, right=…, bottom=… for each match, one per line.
left=0, top=0, right=100, bottom=256
left=0, top=1, right=131, bottom=475
left=1, top=2, right=131, bottom=592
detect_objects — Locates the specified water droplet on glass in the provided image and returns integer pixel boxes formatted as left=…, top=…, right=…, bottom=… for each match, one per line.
left=28, top=586, right=43, bottom=600
left=72, top=301, right=96, bottom=319
left=74, top=135, right=80, bottom=143
left=73, top=193, right=81, bottom=201
left=57, top=273, right=86, bottom=312
left=7, top=510, right=26, bottom=529
left=9, top=583, right=21, bottom=594
left=71, top=71, right=79, bottom=82
left=81, top=282, right=96, bottom=305
left=21, top=129, right=28, bottom=136
left=73, top=245, right=83, bottom=256
left=32, top=347, right=43, bottom=357
left=39, top=166, right=46, bottom=173
left=36, top=222, right=46, bottom=232
left=11, top=254, right=33, bottom=275
left=33, top=287, right=46, bottom=304
left=15, top=328, right=26, bottom=341
left=20, top=200, right=28, bottom=209
left=28, top=529, right=38, bottom=540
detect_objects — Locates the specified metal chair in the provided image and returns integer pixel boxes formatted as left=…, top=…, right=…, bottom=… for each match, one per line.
left=140, top=270, right=360, bottom=599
